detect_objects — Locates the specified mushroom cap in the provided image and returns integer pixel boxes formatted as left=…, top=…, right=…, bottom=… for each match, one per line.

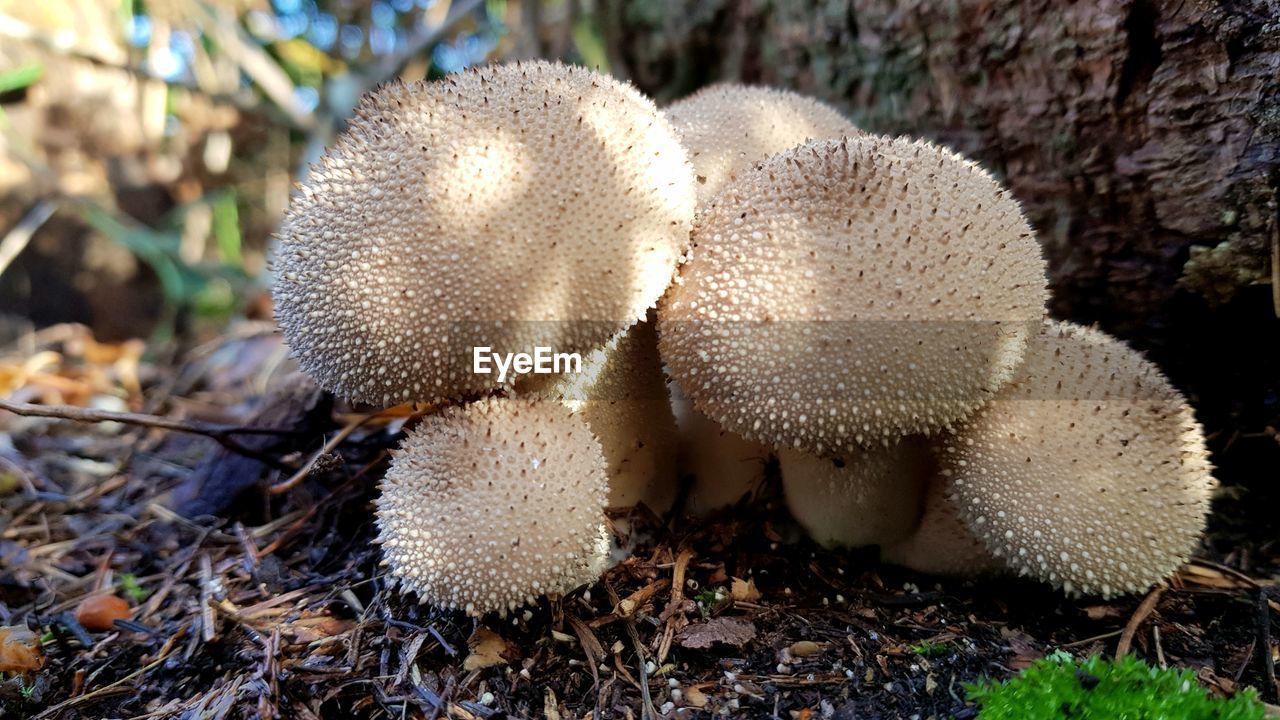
left=528, top=320, right=679, bottom=514
left=880, top=463, right=1004, bottom=576
left=779, top=437, right=930, bottom=549
left=658, top=135, right=1048, bottom=452
left=376, top=396, right=610, bottom=616
left=665, top=83, right=861, bottom=204
left=274, top=61, right=696, bottom=406
left=669, top=381, right=773, bottom=515
left=941, top=320, right=1216, bottom=597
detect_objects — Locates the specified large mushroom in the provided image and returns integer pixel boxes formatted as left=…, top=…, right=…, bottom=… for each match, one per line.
left=527, top=320, right=680, bottom=515
left=376, top=396, right=610, bottom=616
left=665, top=83, right=861, bottom=204
left=659, top=135, right=1048, bottom=453
left=939, top=320, right=1216, bottom=597
left=274, top=61, right=695, bottom=406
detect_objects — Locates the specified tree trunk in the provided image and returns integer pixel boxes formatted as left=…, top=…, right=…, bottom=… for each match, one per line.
left=604, top=0, right=1280, bottom=524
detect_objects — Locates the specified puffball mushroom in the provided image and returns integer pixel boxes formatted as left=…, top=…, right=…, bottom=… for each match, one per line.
left=880, top=467, right=1004, bottom=576
left=528, top=320, right=680, bottom=514
left=940, top=320, right=1216, bottom=598
left=669, top=381, right=773, bottom=515
left=376, top=396, right=610, bottom=616
left=779, top=438, right=931, bottom=549
left=274, top=61, right=696, bottom=406
left=665, top=83, right=861, bottom=204
left=658, top=135, right=1048, bottom=453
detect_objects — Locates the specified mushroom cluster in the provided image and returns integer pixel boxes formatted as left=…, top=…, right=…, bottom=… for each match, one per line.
left=274, top=62, right=1217, bottom=616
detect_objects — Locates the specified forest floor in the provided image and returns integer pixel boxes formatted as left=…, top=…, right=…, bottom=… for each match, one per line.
left=1, top=325, right=1277, bottom=720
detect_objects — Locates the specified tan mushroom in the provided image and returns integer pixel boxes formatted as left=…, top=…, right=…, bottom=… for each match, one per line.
left=527, top=320, right=679, bottom=514
left=665, top=83, right=861, bottom=204
left=669, top=381, right=773, bottom=515
left=880, top=465, right=1004, bottom=576
left=940, top=320, right=1216, bottom=597
left=376, top=396, right=610, bottom=616
left=659, top=135, right=1048, bottom=453
left=779, top=438, right=931, bottom=549
left=275, top=61, right=695, bottom=406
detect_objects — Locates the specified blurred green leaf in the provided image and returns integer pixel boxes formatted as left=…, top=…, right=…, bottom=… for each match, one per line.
left=0, top=64, right=43, bottom=94
left=572, top=17, right=608, bottom=72
left=211, top=191, right=243, bottom=268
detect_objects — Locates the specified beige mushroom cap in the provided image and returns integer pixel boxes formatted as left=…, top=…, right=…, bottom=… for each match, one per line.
left=779, top=437, right=930, bottom=549
left=669, top=381, right=772, bottom=515
left=274, top=61, right=695, bottom=406
left=665, top=83, right=861, bottom=204
left=880, top=465, right=1004, bottom=576
left=658, top=135, right=1048, bottom=453
left=529, top=320, right=679, bottom=514
left=941, top=320, right=1216, bottom=597
left=376, top=396, right=610, bottom=616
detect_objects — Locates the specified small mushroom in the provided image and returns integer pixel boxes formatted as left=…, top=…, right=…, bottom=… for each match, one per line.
left=940, top=320, right=1216, bottom=597
left=659, top=135, right=1048, bottom=453
left=669, top=381, right=773, bottom=515
left=274, top=61, right=696, bottom=406
left=376, top=396, right=610, bottom=616
left=528, top=320, right=680, bottom=514
left=665, top=83, right=861, bottom=204
left=880, top=465, right=1004, bottom=576
left=778, top=438, right=931, bottom=549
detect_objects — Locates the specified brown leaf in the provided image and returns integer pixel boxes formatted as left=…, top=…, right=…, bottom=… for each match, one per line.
left=1084, top=605, right=1121, bottom=620
left=730, top=577, right=761, bottom=603
left=676, top=617, right=756, bottom=650
left=463, top=627, right=514, bottom=671
left=74, top=594, right=131, bottom=632
left=0, top=626, right=44, bottom=673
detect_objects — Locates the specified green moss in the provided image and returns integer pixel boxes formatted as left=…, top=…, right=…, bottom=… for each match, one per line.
left=966, top=654, right=1265, bottom=719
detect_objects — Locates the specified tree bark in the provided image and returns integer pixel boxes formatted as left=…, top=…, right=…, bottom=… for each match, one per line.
left=605, top=0, right=1280, bottom=515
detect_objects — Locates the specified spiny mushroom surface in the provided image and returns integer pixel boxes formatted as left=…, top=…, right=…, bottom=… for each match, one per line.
left=665, top=83, right=861, bottom=204
left=880, top=465, right=1003, bottom=576
left=274, top=61, right=695, bottom=406
left=658, top=135, right=1048, bottom=452
left=941, top=320, right=1216, bottom=597
left=527, top=320, right=679, bottom=514
left=779, top=438, right=930, bottom=549
left=376, top=396, right=609, bottom=616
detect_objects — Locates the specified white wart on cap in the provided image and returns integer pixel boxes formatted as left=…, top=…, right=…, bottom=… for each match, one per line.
left=941, top=320, right=1216, bottom=597
left=658, top=135, right=1048, bottom=452
left=274, top=61, right=695, bottom=406
left=529, top=320, right=679, bottom=514
left=665, top=84, right=861, bottom=204
left=779, top=438, right=930, bottom=549
left=376, top=396, right=609, bottom=616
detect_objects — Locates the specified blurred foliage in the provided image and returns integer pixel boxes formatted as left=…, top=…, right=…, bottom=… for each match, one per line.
left=0, top=0, right=613, bottom=344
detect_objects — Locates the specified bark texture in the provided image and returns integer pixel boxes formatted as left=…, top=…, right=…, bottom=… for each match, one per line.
left=605, top=0, right=1279, bottom=515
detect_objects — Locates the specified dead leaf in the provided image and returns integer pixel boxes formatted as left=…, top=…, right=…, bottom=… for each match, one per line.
left=787, top=640, right=823, bottom=658
left=676, top=617, right=756, bottom=650
left=730, top=577, right=761, bottom=603
left=683, top=685, right=708, bottom=708
left=463, top=627, right=514, bottom=671
left=1085, top=605, right=1121, bottom=620
left=74, top=594, right=131, bottom=632
left=0, top=626, right=44, bottom=673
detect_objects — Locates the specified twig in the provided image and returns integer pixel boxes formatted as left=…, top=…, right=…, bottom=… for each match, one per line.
left=0, top=200, right=56, bottom=277
left=0, top=398, right=302, bottom=467
left=32, top=624, right=187, bottom=719
left=268, top=412, right=377, bottom=494
left=1261, top=589, right=1278, bottom=703
left=1116, top=584, right=1164, bottom=657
